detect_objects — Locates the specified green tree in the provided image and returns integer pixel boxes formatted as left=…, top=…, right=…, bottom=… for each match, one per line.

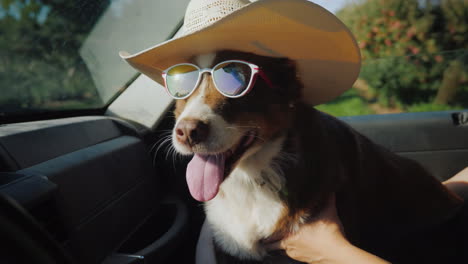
left=0, top=0, right=109, bottom=115
left=338, top=0, right=468, bottom=109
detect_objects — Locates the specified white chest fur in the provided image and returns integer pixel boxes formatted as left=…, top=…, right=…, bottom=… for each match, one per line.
left=204, top=138, right=286, bottom=260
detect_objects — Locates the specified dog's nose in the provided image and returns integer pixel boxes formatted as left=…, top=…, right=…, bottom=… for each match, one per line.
left=176, top=119, right=210, bottom=146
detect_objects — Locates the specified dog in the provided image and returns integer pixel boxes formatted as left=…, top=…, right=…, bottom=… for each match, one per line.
left=170, top=49, right=464, bottom=264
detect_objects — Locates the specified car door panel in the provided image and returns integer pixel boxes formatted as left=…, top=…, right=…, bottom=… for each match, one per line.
left=0, top=116, right=189, bottom=264
left=0, top=117, right=125, bottom=169
left=342, top=111, right=468, bottom=181
left=1, top=110, right=467, bottom=263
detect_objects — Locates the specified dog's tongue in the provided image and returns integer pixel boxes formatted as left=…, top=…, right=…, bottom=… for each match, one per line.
left=186, top=154, right=225, bottom=202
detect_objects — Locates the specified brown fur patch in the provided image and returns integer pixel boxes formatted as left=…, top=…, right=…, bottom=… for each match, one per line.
left=174, top=99, right=187, bottom=119
left=174, top=49, right=303, bottom=145
left=210, top=50, right=302, bottom=141
left=202, top=74, right=227, bottom=110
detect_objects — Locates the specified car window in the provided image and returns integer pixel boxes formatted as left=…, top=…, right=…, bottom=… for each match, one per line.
left=3, top=0, right=466, bottom=121
left=316, top=0, right=468, bottom=116
left=0, top=0, right=188, bottom=120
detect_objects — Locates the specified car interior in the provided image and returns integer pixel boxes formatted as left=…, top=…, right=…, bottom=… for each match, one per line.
left=1, top=0, right=468, bottom=263
left=1, top=107, right=467, bottom=264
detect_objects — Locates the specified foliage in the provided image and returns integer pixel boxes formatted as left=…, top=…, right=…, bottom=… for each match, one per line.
left=406, top=102, right=463, bottom=112
left=338, top=0, right=468, bottom=109
left=316, top=89, right=375, bottom=116
left=0, top=0, right=110, bottom=115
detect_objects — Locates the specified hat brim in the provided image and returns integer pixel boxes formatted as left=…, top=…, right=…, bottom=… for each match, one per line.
left=120, top=0, right=361, bottom=106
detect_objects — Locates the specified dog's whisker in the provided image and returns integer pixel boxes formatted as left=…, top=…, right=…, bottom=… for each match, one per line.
left=165, top=143, right=176, bottom=161
left=153, top=136, right=173, bottom=157
left=154, top=129, right=173, bottom=137
left=150, top=133, right=173, bottom=153
left=153, top=137, right=172, bottom=166
left=170, top=146, right=178, bottom=171
left=151, top=135, right=171, bottom=152
left=152, top=152, right=157, bottom=167
left=168, top=145, right=181, bottom=168
left=165, top=147, right=172, bottom=162
left=157, top=129, right=173, bottom=134
left=151, top=135, right=173, bottom=166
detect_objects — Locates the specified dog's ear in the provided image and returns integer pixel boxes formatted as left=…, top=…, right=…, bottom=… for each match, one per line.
left=266, top=58, right=303, bottom=103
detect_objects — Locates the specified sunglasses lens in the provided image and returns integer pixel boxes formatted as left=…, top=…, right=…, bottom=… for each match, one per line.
left=213, top=61, right=252, bottom=96
left=165, top=64, right=199, bottom=98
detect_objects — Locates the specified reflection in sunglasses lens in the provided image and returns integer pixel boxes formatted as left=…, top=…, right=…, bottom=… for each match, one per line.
left=166, top=64, right=199, bottom=98
left=213, top=62, right=251, bottom=96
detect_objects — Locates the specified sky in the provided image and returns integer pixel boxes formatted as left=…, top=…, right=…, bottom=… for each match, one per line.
left=311, top=0, right=357, bottom=13
left=313, top=0, right=441, bottom=13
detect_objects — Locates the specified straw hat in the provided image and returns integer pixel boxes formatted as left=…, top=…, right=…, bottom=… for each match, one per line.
left=120, top=0, right=361, bottom=105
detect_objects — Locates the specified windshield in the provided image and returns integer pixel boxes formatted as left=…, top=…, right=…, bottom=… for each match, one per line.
left=0, top=0, right=188, bottom=119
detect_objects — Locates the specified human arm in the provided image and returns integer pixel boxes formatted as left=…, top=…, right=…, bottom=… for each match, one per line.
left=266, top=168, right=468, bottom=264
left=265, top=194, right=390, bottom=264
left=443, top=167, right=468, bottom=198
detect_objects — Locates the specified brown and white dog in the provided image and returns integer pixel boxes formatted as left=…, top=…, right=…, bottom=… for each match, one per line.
left=171, top=50, right=463, bottom=263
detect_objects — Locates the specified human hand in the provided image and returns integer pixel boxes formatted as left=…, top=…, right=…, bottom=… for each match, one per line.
left=265, top=194, right=390, bottom=264
left=265, top=194, right=349, bottom=264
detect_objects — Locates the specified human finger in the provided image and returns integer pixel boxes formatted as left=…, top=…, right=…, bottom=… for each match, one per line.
left=263, top=239, right=285, bottom=251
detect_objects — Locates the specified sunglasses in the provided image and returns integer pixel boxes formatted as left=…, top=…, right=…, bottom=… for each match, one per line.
left=161, top=60, right=274, bottom=99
